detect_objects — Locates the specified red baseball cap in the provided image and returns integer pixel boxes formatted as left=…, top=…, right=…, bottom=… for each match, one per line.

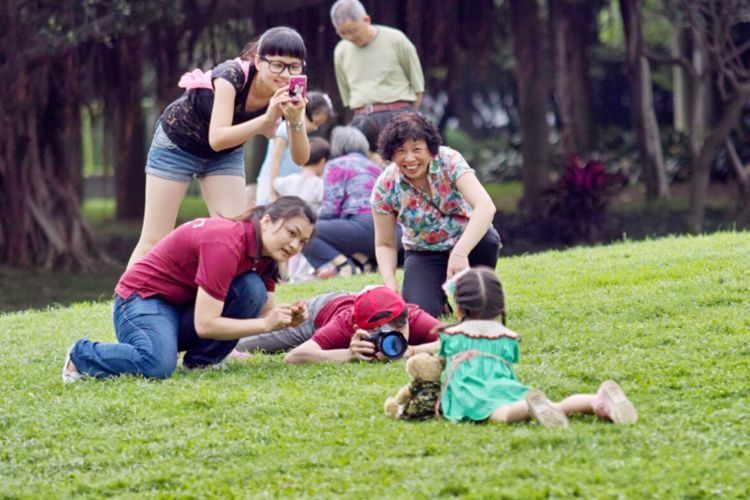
left=353, top=286, right=406, bottom=330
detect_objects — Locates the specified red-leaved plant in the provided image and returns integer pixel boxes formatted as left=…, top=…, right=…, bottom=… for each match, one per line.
left=535, top=155, right=627, bottom=245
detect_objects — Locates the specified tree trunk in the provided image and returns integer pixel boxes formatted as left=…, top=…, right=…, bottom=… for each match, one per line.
left=0, top=33, right=100, bottom=269
left=686, top=89, right=750, bottom=233
left=620, top=0, right=670, bottom=200
left=672, top=27, right=690, bottom=132
left=548, top=0, right=596, bottom=155
left=105, top=37, right=147, bottom=221
left=509, top=0, right=550, bottom=210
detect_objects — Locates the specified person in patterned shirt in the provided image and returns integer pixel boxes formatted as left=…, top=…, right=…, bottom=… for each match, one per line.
left=370, top=113, right=501, bottom=317
left=301, top=126, right=402, bottom=278
left=128, top=27, right=311, bottom=268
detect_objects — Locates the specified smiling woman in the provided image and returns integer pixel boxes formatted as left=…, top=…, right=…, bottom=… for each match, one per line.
left=62, top=196, right=316, bottom=383
left=371, top=113, right=501, bottom=317
left=127, top=26, right=312, bottom=270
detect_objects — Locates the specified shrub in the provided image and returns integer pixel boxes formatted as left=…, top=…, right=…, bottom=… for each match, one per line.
left=532, top=155, right=627, bottom=245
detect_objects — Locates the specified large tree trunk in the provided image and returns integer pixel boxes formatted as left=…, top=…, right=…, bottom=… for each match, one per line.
left=0, top=39, right=100, bottom=269
left=105, top=37, right=147, bottom=221
left=509, top=0, right=550, bottom=210
left=620, top=0, right=670, bottom=200
left=548, top=0, right=596, bottom=155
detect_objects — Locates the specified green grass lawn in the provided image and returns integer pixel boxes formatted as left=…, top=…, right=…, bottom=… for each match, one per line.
left=1, top=232, right=749, bottom=497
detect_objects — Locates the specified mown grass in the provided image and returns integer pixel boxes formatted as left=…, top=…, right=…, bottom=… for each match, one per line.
left=1, top=232, right=748, bottom=497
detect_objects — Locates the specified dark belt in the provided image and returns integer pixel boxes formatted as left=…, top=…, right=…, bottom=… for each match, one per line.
left=354, top=101, right=413, bottom=115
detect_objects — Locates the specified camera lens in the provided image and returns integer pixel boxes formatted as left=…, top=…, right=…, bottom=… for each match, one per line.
left=379, top=331, right=407, bottom=359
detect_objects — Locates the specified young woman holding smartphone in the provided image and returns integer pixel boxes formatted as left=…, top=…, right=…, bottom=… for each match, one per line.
left=128, top=27, right=312, bottom=268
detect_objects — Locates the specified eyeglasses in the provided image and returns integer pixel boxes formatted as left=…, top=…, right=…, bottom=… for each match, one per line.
left=260, top=56, right=305, bottom=75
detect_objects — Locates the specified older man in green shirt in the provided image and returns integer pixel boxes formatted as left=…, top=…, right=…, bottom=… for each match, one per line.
left=330, top=0, right=425, bottom=132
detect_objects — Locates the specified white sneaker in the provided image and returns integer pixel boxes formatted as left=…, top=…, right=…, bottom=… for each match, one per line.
left=62, top=345, right=83, bottom=384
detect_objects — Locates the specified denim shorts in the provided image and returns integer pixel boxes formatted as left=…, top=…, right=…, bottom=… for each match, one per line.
left=145, top=124, right=246, bottom=183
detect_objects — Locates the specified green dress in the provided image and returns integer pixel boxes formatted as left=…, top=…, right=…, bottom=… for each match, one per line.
left=439, top=320, right=530, bottom=422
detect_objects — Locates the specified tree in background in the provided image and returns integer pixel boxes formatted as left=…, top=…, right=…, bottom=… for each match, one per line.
left=549, top=0, right=599, bottom=156
left=1, top=1, right=97, bottom=269
left=620, top=0, right=671, bottom=201
left=509, top=0, right=551, bottom=210
left=680, top=0, right=750, bottom=233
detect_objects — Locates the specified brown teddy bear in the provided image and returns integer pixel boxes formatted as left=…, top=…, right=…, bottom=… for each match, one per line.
left=384, top=353, right=445, bottom=420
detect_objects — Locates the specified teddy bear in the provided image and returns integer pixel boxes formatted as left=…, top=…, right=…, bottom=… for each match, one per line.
left=384, top=353, right=445, bottom=420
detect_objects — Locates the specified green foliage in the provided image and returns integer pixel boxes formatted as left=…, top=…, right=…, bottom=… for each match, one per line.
left=533, top=156, right=627, bottom=245
left=599, top=0, right=675, bottom=51
left=1, top=232, right=749, bottom=497
left=29, top=1, right=184, bottom=50
left=443, top=127, right=522, bottom=182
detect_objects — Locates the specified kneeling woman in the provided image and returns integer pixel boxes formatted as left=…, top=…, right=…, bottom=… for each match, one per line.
left=371, top=113, right=501, bottom=317
left=62, top=197, right=315, bottom=382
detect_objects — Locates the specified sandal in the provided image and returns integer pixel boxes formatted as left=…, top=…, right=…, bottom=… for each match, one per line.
left=316, top=259, right=361, bottom=279
left=525, top=389, right=570, bottom=428
left=593, top=380, right=638, bottom=424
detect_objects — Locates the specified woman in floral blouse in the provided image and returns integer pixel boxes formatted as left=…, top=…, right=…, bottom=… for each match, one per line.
left=370, top=112, right=501, bottom=317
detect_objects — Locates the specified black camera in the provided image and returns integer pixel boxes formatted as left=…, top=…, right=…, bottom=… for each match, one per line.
left=363, top=330, right=408, bottom=359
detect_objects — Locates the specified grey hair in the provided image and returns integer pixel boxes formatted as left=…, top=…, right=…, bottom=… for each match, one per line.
left=331, top=126, right=370, bottom=157
left=330, top=0, right=368, bottom=26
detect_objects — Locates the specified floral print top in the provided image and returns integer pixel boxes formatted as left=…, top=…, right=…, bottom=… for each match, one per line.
left=370, top=146, right=474, bottom=251
left=319, top=152, right=383, bottom=219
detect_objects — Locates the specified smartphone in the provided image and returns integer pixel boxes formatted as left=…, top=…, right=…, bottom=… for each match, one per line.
left=288, top=75, right=307, bottom=104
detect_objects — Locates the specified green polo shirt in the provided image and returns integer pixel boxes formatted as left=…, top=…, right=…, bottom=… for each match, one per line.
left=334, top=25, right=425, bottom=109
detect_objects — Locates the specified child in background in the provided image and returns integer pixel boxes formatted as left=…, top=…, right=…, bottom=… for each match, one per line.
left=276, top=137, right=330, bottom=283
left=438, top=267, right=638, bottom=427
left=255, top=92, right=333, bottom=205
left=273, top=137, right=330, bottom=212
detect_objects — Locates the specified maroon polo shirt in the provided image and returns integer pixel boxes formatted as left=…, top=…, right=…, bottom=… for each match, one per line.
left=311, top=296, right=440, bottom=350
left=116, top=218, right=277, bottom=305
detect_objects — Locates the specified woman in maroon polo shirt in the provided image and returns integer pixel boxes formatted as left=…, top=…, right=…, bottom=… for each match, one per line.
left=62, top=196, right=316, bottom=382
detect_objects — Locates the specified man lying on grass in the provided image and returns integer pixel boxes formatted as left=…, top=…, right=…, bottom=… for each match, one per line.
left=235, top=286, right=440, bottom=363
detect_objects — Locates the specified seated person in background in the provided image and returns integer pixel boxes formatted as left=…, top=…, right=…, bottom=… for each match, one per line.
left=255, top=91, right=334, bottom=205
left=302, top=126, right=402, bottom=278
left=235, top=286, right=440, bottom=364
left=273, top=137, right=330, bottom=212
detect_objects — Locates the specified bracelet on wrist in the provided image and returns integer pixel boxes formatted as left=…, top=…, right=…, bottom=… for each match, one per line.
left=290, top=121, right=303, bottom=132
left=452, top=252, right=468, bottom=258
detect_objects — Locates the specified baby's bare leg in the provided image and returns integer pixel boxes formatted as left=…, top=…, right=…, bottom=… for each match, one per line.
left=488, top=401, right=531, bottom=424
left=554, top=394, right=596, bottom=416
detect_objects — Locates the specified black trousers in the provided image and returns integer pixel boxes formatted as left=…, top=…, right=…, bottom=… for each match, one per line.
left=402, top=227, right=501, bottom=317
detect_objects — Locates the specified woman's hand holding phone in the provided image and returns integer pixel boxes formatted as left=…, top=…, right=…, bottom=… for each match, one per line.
left=261, top=86, right=288, bottom=138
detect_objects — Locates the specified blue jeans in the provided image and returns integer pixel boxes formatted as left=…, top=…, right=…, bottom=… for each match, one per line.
left=70, top=273, right=267, bottom=379
left=302, top=215, right=403, bottom=270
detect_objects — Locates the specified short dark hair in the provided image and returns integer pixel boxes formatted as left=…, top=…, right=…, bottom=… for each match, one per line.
left=305, top=91, right=334, bottom=121
left=350, top=114, right=380, bottom=153
left=369, top=306, right=409, bottom=330
left=377, top=112, right=442, bottom=162
left=306, top=137, right=331, bottom=165
left=241, top=26, right=306, bottom=61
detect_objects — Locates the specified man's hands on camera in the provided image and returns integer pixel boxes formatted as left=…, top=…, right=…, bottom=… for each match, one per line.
left=349, top=329, right=386, bottom=362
